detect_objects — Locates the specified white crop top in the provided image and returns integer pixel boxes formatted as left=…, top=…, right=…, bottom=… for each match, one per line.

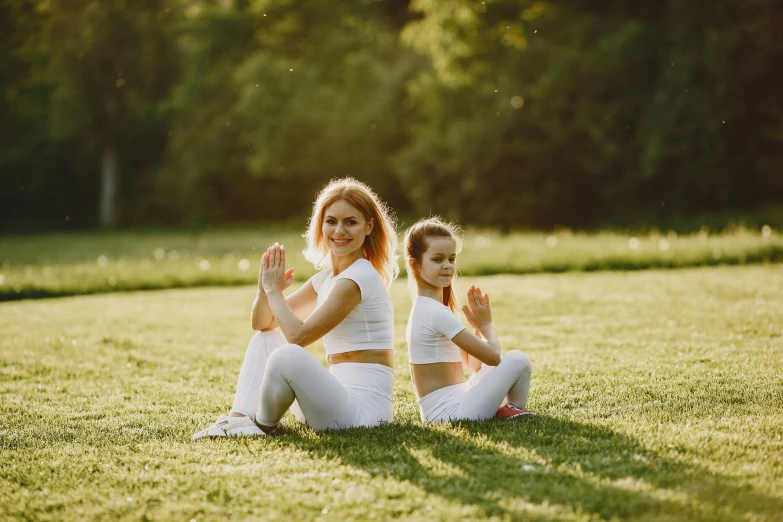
left=310, top=258, right=394, bottom=355
left=406, top=296, right=466, bottom=364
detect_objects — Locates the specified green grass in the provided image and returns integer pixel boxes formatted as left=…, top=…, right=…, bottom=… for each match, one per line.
left=1, top=266, right=781, bottom=520
left=1, top=226, right=781, bottom=301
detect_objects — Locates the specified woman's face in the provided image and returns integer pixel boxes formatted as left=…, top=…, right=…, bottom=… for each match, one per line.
left=414, top=237, right=457, bottom=289
left=321, top=199, right=374, bottom=257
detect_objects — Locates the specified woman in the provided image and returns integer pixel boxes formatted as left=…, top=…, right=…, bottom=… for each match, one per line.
left=192, top=178, right=398, bottom=439
left=404, top=216, right=535, bottom=424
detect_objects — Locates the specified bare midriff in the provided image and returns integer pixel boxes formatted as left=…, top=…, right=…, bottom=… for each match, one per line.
left=327, top=349, right=394, bottom=368
left=410, top=362, right=465, bottom=398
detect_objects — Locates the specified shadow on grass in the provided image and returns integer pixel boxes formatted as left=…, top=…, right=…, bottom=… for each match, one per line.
left=273, top=416, right=780, bottom=521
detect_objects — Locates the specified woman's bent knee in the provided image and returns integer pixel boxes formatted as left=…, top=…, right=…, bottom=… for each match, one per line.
left=503, top=350, right=532, bottom=374
left=248, top=329, right=287, bottom=354
left=266, top=343, right=310, bottom=372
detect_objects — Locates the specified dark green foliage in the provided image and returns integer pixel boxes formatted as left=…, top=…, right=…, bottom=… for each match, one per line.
left=398, top=0, right=783, bottom=228
left=1, top=0, right=782, bottom=230
left=1, top=0, right=182, bottom=229
left=155, top=0, right=418, bottom=224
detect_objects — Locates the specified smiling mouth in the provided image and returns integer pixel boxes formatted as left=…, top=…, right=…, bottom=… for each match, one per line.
left=331, top=238, right=351, bottom=246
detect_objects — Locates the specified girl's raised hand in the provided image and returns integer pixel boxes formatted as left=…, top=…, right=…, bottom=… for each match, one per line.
left=461, top=285, right=492, bottom=329
left=260, top=243, right=294, bottom=295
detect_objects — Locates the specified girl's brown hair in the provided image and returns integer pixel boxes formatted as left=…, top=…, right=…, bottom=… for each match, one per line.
left=303, top=177, right=398, bottom=286
left=404, top=216, right=462, bottom=312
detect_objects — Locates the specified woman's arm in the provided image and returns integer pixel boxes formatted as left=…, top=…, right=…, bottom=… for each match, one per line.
left=450, top=286, right=501, bottom=367
left=251, top=244, right=309, bottom=330
left=261, top=244, right=361, bottom=346
left=251, top=282, right=318, bottom=331
left=251, top=289, right=274, bottom=331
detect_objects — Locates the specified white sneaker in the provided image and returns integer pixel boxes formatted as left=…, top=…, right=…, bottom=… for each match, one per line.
left=191, top=415, right=266, bottom=441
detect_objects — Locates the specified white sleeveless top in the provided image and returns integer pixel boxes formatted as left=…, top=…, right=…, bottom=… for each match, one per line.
left=310, top=258, right=394, bottom=355
left=406, top=296, right=465, bottom=364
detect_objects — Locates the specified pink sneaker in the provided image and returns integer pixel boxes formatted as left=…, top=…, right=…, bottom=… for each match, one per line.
left=495, top=404, right=537, bottom=420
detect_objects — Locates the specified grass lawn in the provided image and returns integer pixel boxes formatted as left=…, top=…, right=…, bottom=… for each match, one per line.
left=1, top=226, right=780, bottom=301
left=1, top=265, right=781, bottom=520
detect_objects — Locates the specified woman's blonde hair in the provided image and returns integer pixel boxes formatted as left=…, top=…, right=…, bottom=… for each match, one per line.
left=303, top=177, right=398, bottom=286
left=403, top=216, right=462, bottom=312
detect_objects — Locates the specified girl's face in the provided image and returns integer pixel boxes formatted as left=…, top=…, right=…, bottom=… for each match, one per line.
left=414, top=237, right=457, bottom=289
left=321, top=199, right=374, bottom=257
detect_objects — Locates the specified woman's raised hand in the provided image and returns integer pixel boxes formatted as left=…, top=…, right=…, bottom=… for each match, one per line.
left=259, top=243, right=295, bottom=295
left=461, top=285, right=492, bottom=329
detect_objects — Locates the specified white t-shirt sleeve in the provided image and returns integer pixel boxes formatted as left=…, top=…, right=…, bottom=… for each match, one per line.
left=309, top=270, right=331, bottom=294
left=334, top=260, right=378, bottom=302
left=432, top=307, right=466, bottom=340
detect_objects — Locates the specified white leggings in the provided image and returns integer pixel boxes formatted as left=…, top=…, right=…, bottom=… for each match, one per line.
left=231, top=330, right=393, bottom=431
left=417, top=350, right=532, bottom=423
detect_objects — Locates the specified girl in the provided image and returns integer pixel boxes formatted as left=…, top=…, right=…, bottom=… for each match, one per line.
left=192, top=178, right=398, bottom=439
left=404, top=217, right=535, bottom=424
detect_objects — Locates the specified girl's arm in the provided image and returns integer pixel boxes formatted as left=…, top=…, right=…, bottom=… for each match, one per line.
left=261, top=244, right=361, bottom=346
left=460, top=328, right=485, bottom=373
left=251, top=244, right=316, bottom=330
left=450, top=285, right=501, bottom=367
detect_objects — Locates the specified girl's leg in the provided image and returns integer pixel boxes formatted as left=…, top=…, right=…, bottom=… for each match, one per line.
left=230, top=330, right=304, bottom=422
left=455, top=350, right=532, bottom=420
left=255, top=344, right=360, bottom=431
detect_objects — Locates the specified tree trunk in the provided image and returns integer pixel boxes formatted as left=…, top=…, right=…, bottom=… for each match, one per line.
left=99, top=145, right=118, bottom=228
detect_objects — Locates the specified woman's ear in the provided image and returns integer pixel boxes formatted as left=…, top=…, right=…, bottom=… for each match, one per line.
left=407, top=258, right=416, bottom=270
left=366, top=217, right=375, bottom=236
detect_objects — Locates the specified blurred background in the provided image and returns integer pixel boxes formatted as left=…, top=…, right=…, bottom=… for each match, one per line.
left=2, top=0, right=783, bottom=233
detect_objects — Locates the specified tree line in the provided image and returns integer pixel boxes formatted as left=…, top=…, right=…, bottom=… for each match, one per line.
left=2, top=0, right=782, bottom=232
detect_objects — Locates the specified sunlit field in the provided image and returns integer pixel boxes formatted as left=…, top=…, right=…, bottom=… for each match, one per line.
left=1, top=266, right=781, bottom=521
left=5, top=1, right=782, bottom=519
left=0, top=225, right=780, bottom=301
